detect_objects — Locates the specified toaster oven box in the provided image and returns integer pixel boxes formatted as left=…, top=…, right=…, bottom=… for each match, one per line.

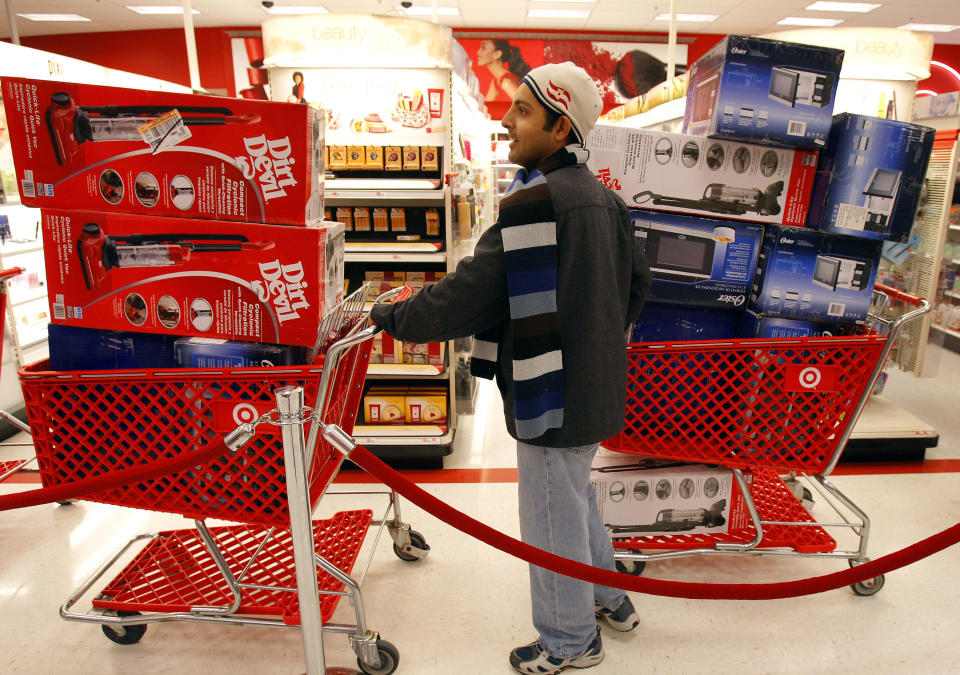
left=590, top=455, right=747, bottom=537
left=749, top=225, right=881, bottom=324
left=41, top=209, right=344, bottom=346
left=806, top=114, right=935, bottom=243
left=630, top=209, right=763, bottom=308
left=737, top=310, right=855, bottom=339
left=683, top=35, right=844, bottom=149
left=1, top=77, right=324, bottom=225
left=630, top=302, right=740, bottom=343
left=587, top=125, right=818, bottom=226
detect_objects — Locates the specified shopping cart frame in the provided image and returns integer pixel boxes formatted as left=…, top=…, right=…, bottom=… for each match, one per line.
left=30, top=285, right=424, bottom=675
left=604, top=284, right=930, bottom=596
left=0, top=266, right=36, bottom=483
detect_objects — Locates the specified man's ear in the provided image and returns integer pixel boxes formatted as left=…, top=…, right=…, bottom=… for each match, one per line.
left=552, top=115, right=573, bottom=143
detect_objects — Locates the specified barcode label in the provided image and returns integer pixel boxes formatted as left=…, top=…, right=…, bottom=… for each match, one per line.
left=21, top=180, right=35, bottom=198
left=787, top=120, right=807, bottom=136
left=53, top=303, right=66, bottom=320
left=138, top=110, right=192, bottom=153
left=827, top=302, right=845, bottom=317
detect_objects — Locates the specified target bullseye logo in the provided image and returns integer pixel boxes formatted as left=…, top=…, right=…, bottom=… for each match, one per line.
left=233, top=403, right=260, bottom=425
left=798, top=367, right=822, bottom=389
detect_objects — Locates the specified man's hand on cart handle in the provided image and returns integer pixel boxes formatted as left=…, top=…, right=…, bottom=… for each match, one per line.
left=367, top=285, right=415, bottom=328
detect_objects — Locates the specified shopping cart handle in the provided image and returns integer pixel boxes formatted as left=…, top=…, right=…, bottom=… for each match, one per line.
left=874, top=283, right=925, bottom=308
left=0, top=267, right=25, bottom=282
left=374, top=284, right=414, bottom=305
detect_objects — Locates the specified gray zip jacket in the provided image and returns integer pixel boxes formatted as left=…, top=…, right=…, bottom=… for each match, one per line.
left=371, top=149, right=651, bottom=448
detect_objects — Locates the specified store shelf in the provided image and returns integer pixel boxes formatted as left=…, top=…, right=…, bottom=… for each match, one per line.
left=367, top=363, right=446, bottom=377
left=352, top=425, right=451, bottom=446
left=931, top=323, right=960, bottom=339
left=610, top=97, right=686, bottom=130
left=0, top=241, right=43, bottom=257
left=949, top=224, right=960, bottom=232
left=325, top=179, right=443, bottom=193
left=945, top=290, right=960, bottom=301
left=11, top=287, right=48, bottom=307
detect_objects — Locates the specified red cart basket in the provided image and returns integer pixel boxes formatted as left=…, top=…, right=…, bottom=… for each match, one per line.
left=18, top=284, right=424, bottom=675
left=603, top=284, right=930, bottom=597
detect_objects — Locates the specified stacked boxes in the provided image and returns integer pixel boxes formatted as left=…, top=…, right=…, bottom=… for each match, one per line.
left=363, top=386, right=448, bottom=425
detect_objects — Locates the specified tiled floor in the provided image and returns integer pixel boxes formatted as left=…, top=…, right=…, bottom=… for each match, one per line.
left=1, top=346, right=958, bottom=674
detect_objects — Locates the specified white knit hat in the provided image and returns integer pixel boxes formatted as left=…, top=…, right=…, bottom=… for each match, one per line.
left=521, top=62, right=603, bottom=145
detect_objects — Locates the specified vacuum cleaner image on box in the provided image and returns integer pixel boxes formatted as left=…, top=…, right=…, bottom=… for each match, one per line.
left=634, top=180, right=784, bottom=217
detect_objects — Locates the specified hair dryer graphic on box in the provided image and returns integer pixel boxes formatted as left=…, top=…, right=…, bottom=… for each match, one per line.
left=46, top=91, right=260, bottom=166
left=77, top=223, right=274, bottom=291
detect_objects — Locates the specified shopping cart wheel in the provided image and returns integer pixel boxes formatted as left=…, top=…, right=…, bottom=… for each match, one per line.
left=357, top=638, right=399, bottom=675
left=616, top=559, right=646, bottom=576
left=849, top=560, right=885, bottom=596
left=101, top=611, right=147, bottom=645
left=392, top=530, right=429, bottom=562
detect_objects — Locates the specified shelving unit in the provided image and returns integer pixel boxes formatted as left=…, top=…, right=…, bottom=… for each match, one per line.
left=0, top=204, right=48, bottom=368
left=264, top=16, right=491, bottom=465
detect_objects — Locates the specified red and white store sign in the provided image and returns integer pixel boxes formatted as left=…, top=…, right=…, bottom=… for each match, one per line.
left=2, top=77, right=324, bottom=226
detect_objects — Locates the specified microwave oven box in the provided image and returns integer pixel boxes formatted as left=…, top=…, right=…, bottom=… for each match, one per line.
left=630, top=209, right=763, bottom=308
left=806, top=114, right=935, bottom=244
left=683, top=35, right=844, bottom=149
left=737, top=309, right=855, bottom=339
left=1, top=77, right=324, bottom=225
left=749, top=225, right=881, bottom=324
left=41, top=209, right=344, bottom=346
left=590, top=455, right=748, bottom=537
left=586, top=126, right=818, bottom=226
left=630, top=302, right=740, bottom=343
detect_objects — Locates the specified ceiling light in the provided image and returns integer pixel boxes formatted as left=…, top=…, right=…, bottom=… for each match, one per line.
left=804, top=2, right=880, bottom=11
left=654, top=13, right=719, bottom=22
left=898, top=23, right=960, bottom=32
left=127, top=6, right=200, bottom=14
left=401, top=6, right=461, bottom=15
left=263, top=5, right=330, bottom=14
left=528, top=9, right=591, bottom=18
left=777, top=17, right=844, bottom=26
left=17, top=13, right=91, bottom=22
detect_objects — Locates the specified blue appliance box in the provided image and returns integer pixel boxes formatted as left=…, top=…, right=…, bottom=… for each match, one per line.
left=631, top=302, right=740, bottom=343
left=806, top=113, right=935, bottom=244
left=749, top=225, right=881, bottom=324
left=683, top=35, right=844, bottom=149
left=174, top=337, right=302, bottom=368
left=48, top=324, right=178, bottom=371
left=630, top=208, right=763, bottom=308
left=737, top=310, right=855, bottom=339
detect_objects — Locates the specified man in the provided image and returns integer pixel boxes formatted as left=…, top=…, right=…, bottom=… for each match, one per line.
left=371, top=62, right=651, bottom=675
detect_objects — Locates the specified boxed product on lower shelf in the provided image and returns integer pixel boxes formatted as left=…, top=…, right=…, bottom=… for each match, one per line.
left=362, top=386, right=448, bottom=426
left=40, top=209, right=344, bottom=346
left=1, top=77, right=324, bottom=226
left=737, top=310, right=855, bottom=339
left=585, top=125, right=818, bottom=226
left=749, top=225, right=881, bottom=324
left=806, top=113, right=936, bottom=243
left=630, top=302, right=740, bottom=342
left=590, top=455, right=746, bottom=537
left=364, top=386, right=407, bottom=425
left=630, top=209, right=763, bottom=308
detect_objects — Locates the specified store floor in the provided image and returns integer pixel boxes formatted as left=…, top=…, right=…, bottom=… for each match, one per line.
left=1, top=346, right=959, bottom=674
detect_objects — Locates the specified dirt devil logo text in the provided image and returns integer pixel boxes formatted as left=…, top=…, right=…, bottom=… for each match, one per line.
left=235, top=136, right=297, bottom=201
left=251, top=259, right=309, bottom=323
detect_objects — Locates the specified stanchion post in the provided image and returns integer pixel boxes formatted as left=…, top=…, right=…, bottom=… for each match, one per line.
left=275, top=384, right=326, bottom=675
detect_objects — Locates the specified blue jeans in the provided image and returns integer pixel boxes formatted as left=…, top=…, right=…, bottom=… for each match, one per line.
left=517, top=441, right=627, bottom=658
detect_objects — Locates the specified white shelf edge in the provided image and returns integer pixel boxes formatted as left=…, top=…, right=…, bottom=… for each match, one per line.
left=345, top=252, right=447, bottom=264
left=0, top=242, right=43, bottom=256
left=945, top=290, right=960, bottom=300
left=351, top=426, right=454, bottom=446
left=931, top=324, right=960, bottom=339
left=11, top=288, right=48, bottom=307
left=367, top=363, right=446, bottom=377
left=949, top=224, right=960, bottom=232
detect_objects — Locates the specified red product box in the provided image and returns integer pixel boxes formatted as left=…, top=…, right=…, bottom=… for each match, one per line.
left=41, top=209, right=344, bottom=347
left=2, top=77, right=324, bottom=226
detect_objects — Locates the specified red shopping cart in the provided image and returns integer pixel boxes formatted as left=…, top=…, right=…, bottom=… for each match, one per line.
left=18, top=284, right=424, bottom=675
left=601, top=284, right=930, bottom=596
left=0, top=266, right=36, bottom=483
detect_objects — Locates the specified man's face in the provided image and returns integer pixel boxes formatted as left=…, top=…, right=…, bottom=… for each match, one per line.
left=501, top=84, right=564, bottom=171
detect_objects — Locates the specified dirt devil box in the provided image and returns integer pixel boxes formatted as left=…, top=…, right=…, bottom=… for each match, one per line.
left=41, top=209, right=344, bottom=347
left=2, top=77, right=323, bottom=225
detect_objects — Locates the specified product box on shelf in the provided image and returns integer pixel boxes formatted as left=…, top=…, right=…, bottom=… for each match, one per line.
left=749, top=225, right=882, bottom=324
left=41, top=209, right=344, bottom=346
left=630, top=209, right=763, bottom=308
left=173, top=337, right=302, bottom=368
left=630, top=302, right=740, bottom=342
left=590, top=455, right=745, bottom=537
left=737, top=310, right=854, bottom=339
left=48, top=323, right=178, bottom=370
left=1, top=77, right=324, bottom=225
left=405, top=387, right=448, bottom=424
left=683, top=35, right=844, bottom=149
left=586, top=126, right=818, bottom=226
left=806, top=114, right=936, bottom=243
left=363, top=386, right=407, bottom=424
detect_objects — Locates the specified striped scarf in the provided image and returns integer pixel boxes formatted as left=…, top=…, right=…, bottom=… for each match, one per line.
left=471, top=145, right=585, bottom=439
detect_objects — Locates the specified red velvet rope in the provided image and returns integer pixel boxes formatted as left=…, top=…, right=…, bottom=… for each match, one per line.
left=348, top=444, right=960, bottom=600
left=0, top=439, right=230, bottom=511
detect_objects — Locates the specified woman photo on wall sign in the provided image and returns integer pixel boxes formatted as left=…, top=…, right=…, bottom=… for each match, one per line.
left=289, top=71, right=306, bottom=104
left=476, top=39, right=531, bottom=102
